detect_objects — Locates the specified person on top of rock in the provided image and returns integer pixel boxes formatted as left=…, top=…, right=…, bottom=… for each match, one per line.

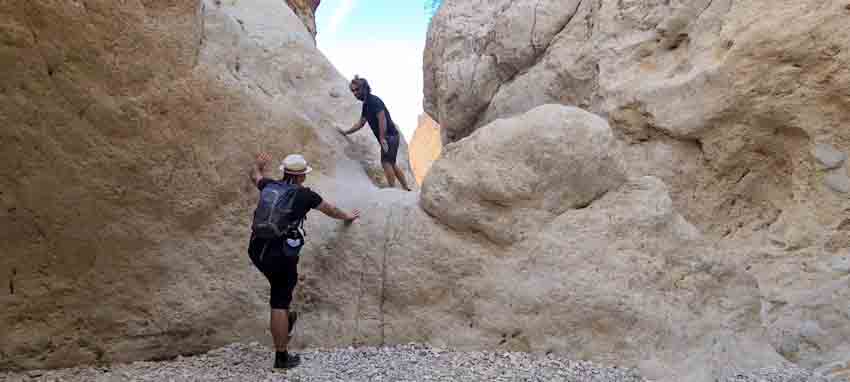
left=248, top=152, right=361, bottom=369
left=340, top=75, right=412, bottom=191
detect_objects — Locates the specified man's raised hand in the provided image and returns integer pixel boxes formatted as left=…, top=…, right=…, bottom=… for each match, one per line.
left=250, top=152, right=272, bottom=186
left=256, top=152, right=272, bottom=169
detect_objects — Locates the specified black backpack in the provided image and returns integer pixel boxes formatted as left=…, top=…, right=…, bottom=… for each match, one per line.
left=251, top=181, right=303, bottom=239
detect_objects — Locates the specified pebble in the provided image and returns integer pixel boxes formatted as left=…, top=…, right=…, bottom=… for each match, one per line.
left=829, top=255, right=850, bottom=273
left=825, top=172, right=850, bottom=194
left=813, top=144, right=847, bottom=169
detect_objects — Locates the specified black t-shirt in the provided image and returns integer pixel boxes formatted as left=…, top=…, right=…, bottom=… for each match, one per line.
left=256, top=178, right=323, bottom=223
left=361, top=94, right=399, bottom=140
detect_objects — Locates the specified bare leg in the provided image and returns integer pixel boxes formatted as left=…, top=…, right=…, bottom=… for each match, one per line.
left=392, top=164, right=411, bottom=191
left=270, top=309, right=290, bottom=351
left=382, top=162, right=397, bottom=188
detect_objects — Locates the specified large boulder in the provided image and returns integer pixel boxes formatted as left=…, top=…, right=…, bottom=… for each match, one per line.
left=420, top=104, right=626, bottom=245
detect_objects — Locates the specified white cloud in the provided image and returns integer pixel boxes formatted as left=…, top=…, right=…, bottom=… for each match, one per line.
left=318, top=39, right=425, bottom=141
left=324, top=0, right=357, bottom=38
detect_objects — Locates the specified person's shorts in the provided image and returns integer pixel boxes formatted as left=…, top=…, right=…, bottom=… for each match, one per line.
left=248, top=236, right=302, bottom=310
left=380, top=134, right=400, bottom=164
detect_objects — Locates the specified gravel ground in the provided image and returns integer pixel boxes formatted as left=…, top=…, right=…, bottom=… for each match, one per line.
left=0, top=343, right=837, bottom=382
left=1, top=343, right=646, bottom=382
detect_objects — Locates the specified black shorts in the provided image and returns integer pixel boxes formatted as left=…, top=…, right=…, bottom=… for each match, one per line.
left=380, top=134, right=400, bottom=164
left=248, top=236, right=302, bottom=310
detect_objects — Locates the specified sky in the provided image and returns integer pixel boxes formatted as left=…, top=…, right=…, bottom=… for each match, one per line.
left=315, top=0, right=431, bottom=141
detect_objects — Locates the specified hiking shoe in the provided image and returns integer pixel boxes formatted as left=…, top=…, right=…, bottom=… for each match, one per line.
left=274, top=352, right=301, bottom=369
left=288, top=311, right=298, bottom=335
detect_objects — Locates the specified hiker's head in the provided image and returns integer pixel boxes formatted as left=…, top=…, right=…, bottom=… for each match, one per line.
left=279, top=154, right=312, bottom=184
left=350, top=75, right=370, bottom=101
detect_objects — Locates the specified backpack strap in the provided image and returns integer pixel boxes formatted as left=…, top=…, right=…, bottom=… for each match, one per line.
left=259, top=240, right=270, bottom=262
left=284, top=184, right=307, bottom=239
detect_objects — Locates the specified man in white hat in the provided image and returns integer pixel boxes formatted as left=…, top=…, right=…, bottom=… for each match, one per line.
left=248, top=152, right=360, bottom=369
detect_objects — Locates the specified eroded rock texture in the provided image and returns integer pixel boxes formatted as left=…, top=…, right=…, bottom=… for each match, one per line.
left=424, top=1, right=850, bottom=379
left=285, top=0, right=320, bottom=41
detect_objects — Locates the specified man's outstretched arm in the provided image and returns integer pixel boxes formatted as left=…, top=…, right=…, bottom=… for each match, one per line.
left=317, top=201, right=361, bottom=222
left=341, top=118, right=366, bottom=135
left=250, top=152, right=272, bottom=187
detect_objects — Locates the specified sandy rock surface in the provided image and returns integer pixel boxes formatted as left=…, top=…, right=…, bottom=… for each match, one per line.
left=409, top=114, right=442, bottom=185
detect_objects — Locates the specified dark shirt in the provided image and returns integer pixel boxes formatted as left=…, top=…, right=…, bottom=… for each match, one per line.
left=256, top=178, right=323, bottom=224
left=361, top=94, right=399, bottom=140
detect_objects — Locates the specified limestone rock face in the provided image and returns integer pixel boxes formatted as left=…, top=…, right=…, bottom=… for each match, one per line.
left=0, top=0, right=407, bottom=370
left=425, top=0, right=850, bottom=238
left=424, top=0, right=850, bottom=239
left=424, top=0, right=850, bottom=378
left=409, top=114, right=442, bottom=185
left=285, top=0, right=321, bottom=41
left=424, top=0, right=585, bottom=143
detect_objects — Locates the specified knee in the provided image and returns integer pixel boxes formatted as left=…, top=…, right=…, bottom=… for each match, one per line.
left=270, top=296, right=291, bottom=310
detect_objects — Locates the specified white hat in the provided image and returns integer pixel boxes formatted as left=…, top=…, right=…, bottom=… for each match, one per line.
left=279, top=154, right=313, bottom=175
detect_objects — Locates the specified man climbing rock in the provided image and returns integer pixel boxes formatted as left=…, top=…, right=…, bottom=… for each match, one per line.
left=340, top=75, right=412, bottom=191
left=247, top=152, right=361, bottom=369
